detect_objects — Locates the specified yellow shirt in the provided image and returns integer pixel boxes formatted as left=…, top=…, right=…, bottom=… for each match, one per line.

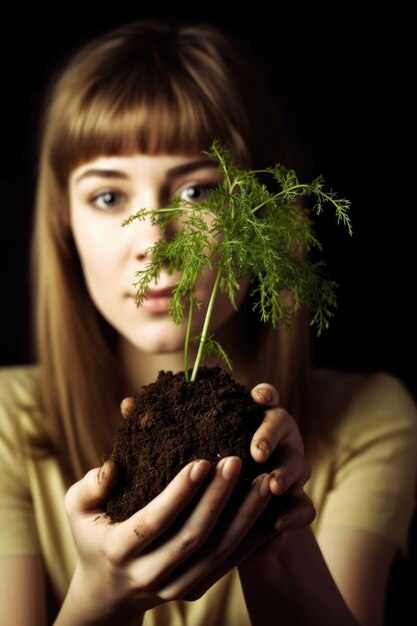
left=0, top=365, right=416, bottom=625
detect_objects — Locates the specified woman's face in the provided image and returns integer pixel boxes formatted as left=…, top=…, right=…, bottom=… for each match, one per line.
left=69, top=152, right=250, bottom=356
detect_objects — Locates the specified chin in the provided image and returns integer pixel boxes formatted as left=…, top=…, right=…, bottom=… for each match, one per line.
left=130, top=332, right=185, bottom=355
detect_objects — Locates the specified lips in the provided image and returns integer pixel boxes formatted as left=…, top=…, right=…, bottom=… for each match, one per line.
left=136, top=286, right=174, bottom=314
left=144, top=287, right=174, bottom=300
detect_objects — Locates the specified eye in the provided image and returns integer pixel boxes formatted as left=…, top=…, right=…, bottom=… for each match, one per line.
left=179, top=185, right=213, bottom=203
left=90, top=191, right=125, bottom=211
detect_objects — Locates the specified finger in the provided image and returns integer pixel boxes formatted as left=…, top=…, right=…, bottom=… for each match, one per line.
left=275, top=494, right=316, bottom=532
left=156, top=472, right=273, bottom=599
left=268, top=450, right=311, bottom=496
left=178, top=494, right=316, bottom=602
left=173, top=456, right=243, bottom=541
left=65, top=460, right=118, bottom=515
left=120, top=396, right=135, bottom=419
left=181, top=527, right=278, bottom=601
left=251, top=383, right=279, bottom=407
left=156, top=457, right=242, bottom=560
left=251, top=407, right=303, bottom=463
left=116, top=459, right=212, bottom=556
left=125, top=457, right=242, bottom=588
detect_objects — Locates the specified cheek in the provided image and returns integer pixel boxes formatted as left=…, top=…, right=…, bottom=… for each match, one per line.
left=71, top=219, right=119, bottom=292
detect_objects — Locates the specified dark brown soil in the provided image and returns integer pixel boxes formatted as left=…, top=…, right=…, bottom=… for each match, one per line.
left=105, top=366, right=280, bottom=522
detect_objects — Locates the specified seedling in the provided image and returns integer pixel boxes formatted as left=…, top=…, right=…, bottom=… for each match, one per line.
left=123, top=140, right=352, bottom=381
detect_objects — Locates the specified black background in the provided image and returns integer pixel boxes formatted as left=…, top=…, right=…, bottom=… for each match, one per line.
left=0, top=6, right=414, bottom=398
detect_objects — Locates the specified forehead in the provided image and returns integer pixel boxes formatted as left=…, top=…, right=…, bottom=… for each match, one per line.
left=70, top=153, right=219, bottom=185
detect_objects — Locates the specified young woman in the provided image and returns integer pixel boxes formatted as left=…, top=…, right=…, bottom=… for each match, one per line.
left=0, top=18, right=416, bottom=626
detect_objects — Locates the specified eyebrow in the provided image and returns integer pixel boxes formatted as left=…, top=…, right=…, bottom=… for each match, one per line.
left=74, top=158, right=218, bottom=184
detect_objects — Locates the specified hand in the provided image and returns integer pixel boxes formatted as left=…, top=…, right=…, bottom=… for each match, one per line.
left=115, top=383, right=315, bottom=600
left=249, top=383, right=315, bottom=533
left=120, top=391, right=314, bottom=534
left=174, top=384, right=316, bottom=601
left=62, top=451, right=275, bottom=622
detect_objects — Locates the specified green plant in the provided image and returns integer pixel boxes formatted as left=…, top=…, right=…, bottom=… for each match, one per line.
left=123, top=140, right=352, bottom=382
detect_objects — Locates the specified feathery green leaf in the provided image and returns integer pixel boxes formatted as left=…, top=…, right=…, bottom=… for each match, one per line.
left=125, top=141, right=352, bottom=379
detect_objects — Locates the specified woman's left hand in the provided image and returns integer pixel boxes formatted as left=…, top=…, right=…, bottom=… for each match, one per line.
left=249, top=382, right=315, bottom=533
left=170, top=382, right=316, bottom=601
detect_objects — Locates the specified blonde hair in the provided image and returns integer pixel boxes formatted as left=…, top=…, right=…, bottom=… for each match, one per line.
left=32, top=19, right=312, bottom=482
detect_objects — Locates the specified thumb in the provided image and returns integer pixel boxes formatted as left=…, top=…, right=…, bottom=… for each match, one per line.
left=65, top=460, right=118, bottom=515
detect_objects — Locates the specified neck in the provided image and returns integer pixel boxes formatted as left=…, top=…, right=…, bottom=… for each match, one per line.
left=119, top=309, right=259, bottom=394
left=120, top=343, right=184, bottom=393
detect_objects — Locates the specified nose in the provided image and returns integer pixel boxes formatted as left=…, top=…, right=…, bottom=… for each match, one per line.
left=127, top=191, right=168, bottom=261
left=128, top=215, right=163, bottom=261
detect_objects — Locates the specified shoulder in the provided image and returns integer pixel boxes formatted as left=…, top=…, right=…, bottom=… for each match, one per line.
left=0, top=364, right=43, bottom=440
left=314, top=368, right=417, bottom=441
left=0, top=365, right=48, bottom=559
left=0, top=364, right=41, bottom=402
left=312, top=368, right=417, bottom=479
left=310, top=369, right=417, bottom=549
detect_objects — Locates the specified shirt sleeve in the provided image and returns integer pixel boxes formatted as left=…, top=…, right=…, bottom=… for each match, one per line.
left=0, top=368, right=42, bottom=555
left=317, top=372, right=417, bottom=553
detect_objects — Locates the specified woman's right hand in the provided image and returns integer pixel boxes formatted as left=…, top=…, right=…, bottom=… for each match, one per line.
left=59, top=454, right=273, bottom=625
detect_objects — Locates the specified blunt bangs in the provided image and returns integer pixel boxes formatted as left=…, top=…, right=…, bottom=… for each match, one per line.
left=48, top=41, right=250, bottom=189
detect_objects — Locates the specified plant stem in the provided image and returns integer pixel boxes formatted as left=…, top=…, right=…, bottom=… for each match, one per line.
left=184, top=294, right=194, bottom=382
left=190, top=270, right=222, bottom=382
left=250, top=184, right=307, bottom=214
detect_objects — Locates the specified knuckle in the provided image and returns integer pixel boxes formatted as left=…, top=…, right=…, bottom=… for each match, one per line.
left=137, top=504, right=169, bottom=537
left=159, top=588, right=177, bottom=602
left=132, top=518, right=151, bottom=542
left=103, top=536, right=125, bottom=566
left=135, top=571, right=159, bottom=591
left=254, top=408, right=288, bottom=447
left=178, top=527, right=200, bottom=555
left=266, top=406, right=290, bottom=427
left=160, top=583, right=192, bottom=603
left=274, top=407, right=290, bottom=424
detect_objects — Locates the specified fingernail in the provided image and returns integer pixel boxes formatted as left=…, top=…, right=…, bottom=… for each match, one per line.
left=255, top=438, right=271, bottom=457
left=120, top=397, right=135, bottom=419
left=258, top=474, right=271, bottom=497
left=190, top=459, right=211, bottom=483
left=255, top=388, right=272, bottom=404
left=221, top=457, right=240, bottom=481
